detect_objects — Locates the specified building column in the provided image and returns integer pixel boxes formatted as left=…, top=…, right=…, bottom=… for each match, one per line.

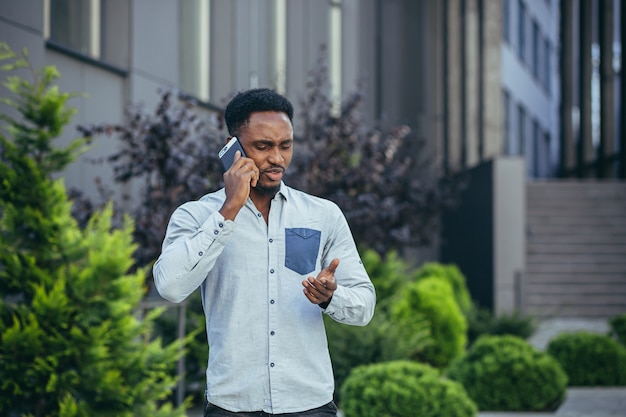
left=578, top=0, right=594, bottom=177
left=559, top=0, right=575, bottom=177
left=598, top=0, right=615, bottom=178
left=619, top=2, right=626, bottom=179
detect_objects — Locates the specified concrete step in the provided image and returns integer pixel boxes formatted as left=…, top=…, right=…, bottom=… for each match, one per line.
left=527, top=253, right=626, bottom=263
left=525, top=282, right=626, bottom=294
left=526, top=234, right=626, bottom=244
left=527, top=263, right=626, bottom=274
left=526, top=272, right=626, bottom=284
left=524, top=303, right=626, bottom=318
left=527, top=242, right=626, bottom=254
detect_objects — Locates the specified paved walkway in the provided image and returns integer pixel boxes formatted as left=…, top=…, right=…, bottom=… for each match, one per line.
left=479, top=387, right=626, bottom=417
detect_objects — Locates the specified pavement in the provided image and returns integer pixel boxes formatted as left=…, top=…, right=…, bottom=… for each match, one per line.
left=188, top=318, right=626, bottom=417
left=479, top=388, right=626, bottom=417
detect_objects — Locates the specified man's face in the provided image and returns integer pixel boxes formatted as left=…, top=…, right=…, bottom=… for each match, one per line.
left=237, top=111, right=293, bottom=195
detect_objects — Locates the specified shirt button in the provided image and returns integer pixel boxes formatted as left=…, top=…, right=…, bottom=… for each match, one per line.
left=270, top=299, right=275, bottom=304
left=269, top=238, right=273, bottom=243
left=218, top=222, right=224, bottom=228
left=270, top=363, right=275, bottom=367
left=213, top=230, right=219, bottom=235
left=198, top=251, right=203, bottom=256
left=270, top=269, right=274, bottom=274
left=257, top=213, right=262, bottom=217
left=270, top=331, right=275, bottom=336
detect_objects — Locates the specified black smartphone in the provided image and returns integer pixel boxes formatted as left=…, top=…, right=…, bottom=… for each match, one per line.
left=218, top=137, right=246, bottom=171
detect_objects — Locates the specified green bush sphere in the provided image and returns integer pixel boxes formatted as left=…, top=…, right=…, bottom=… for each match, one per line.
left=340, top=360, right=477, bottom=417
left=393, top=277, right=467, bottom=367
left=446, top=335, right=567, bottom=412
left=547, top=331, right=626, bottom=386
left=414, top=262, right=473, bottom=315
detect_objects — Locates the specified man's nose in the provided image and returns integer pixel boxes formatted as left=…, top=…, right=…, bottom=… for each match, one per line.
left=268, top=147, right=284, bottom=163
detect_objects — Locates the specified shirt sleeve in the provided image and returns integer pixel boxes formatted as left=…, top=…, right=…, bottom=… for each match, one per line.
left=153, top=201, right=235, bottom=303
left=321, top=205, right=376, bottom=326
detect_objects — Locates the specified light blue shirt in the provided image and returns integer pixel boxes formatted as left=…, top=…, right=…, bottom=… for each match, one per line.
left=153, top=183, right=376, bottom=414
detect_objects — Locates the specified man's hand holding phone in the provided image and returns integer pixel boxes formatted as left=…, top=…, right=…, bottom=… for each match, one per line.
left=219, top=137, right=258, bottom=220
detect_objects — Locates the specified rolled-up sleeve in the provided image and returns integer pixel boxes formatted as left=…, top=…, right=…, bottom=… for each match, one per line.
left=153, top=202, right=235, bottom=303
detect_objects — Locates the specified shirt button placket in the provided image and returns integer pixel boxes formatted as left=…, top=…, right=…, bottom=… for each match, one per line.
left=267, top=233, right=278, bottom=381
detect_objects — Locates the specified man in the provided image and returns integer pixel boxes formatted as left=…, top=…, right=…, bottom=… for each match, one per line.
left=153, top=88, right=375, bottom=416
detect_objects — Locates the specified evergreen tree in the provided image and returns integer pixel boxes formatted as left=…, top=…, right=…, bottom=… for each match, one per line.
left=0, top=43, right=188, bottom=416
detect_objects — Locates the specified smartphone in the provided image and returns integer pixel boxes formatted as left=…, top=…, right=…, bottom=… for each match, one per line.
left=218, top=137, right=246, bottom=171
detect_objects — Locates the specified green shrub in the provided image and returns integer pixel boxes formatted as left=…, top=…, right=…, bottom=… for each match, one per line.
left=446, top=335, right=567, bottom=412
left=0, top=44, right=187, bottom=416
left=466, top=306, right=537, bottom=346
left=340, top=360, right=477, bottom=417
left=393, top=277, right=467, bottom=368
left=326, top=250, right=431, bottom=404
left=414, top=262, right=472, bottom=315
left=361, top=249, right=413, bottom=310
left=610, top=313, right=626, bottom=346
left=547, top=331, right=626, bottom=386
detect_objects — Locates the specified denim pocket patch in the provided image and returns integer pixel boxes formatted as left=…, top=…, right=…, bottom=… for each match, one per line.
left=285, top=228, right=321, bottom=275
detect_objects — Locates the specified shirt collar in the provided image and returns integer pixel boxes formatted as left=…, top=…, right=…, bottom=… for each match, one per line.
left=274, top=181, right=289, bottom=202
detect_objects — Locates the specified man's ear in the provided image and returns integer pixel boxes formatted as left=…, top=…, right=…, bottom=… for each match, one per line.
left=225, top=136, right=233, bottom=144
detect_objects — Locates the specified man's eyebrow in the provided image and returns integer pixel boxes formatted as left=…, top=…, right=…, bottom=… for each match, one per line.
left=253, top=138, right=293, bottom=144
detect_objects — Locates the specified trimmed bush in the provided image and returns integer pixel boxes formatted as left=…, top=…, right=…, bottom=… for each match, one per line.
left=393, top=277, right=467, bottom=367
left=414, top=262, right=472, bottom=315
left=610, top=313, right=626, bottom=346
left=547, top=331, right=626, bottom=386
left=340, top=360, right=477, bottom=417
left=446, top=335, right=567, bottom=412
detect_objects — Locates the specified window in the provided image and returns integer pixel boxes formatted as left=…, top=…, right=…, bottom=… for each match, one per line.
left=502, top=0, right=510, bottom=43
left=543, top=37, right=551, bottom=92
left=517, top=103, right=526, bottom=157
left=503, top=89, right=512, bottom=155
left=532, top=118, right=541, bottom=176
left=532, top=19, right=540, bottom=79
left=180, top=0, right=288, bottom=103
left=517, top=0, right=526, bottom=63
left=179, top=0, right=211, bottom=101
left=44, top=0, right=129, bottom=69
left=329, top=0, right=343, bottom=112
left=274, top=0, right=287, bottom=94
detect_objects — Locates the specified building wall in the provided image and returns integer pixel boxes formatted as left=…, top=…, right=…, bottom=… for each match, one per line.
left=501, top=0, right=560, bottom=178
left=0, top=0, right=376, bottom=207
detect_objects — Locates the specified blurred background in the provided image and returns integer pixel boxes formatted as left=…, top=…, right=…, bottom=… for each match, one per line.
left=1, top=0, right=624, bottom=329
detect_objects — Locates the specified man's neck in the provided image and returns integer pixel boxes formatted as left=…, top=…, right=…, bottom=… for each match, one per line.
left=250, top=190, right=276, bottom=224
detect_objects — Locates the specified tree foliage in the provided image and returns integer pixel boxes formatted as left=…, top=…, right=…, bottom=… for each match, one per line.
left=0, top=43, right=187, bottom=416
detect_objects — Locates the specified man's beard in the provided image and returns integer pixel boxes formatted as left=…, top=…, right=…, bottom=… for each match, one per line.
left=253, top=182, right=281, bottom=196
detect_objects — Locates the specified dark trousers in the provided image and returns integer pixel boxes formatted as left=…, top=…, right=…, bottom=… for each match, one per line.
left=203, top=401, right=338, bottom=417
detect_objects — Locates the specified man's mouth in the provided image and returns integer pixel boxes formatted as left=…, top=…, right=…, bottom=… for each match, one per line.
left=262, top=167, right=285, bottom=182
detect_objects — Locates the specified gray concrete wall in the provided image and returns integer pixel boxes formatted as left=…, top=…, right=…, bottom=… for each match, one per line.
left=493, top=157, right=526, bottom=314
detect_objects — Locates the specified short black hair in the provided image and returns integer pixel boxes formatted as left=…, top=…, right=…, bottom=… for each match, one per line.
left=224, top=88, right=294, bottom=136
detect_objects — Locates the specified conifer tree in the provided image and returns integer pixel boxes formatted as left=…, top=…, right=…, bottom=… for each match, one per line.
left=0, top=43, right=188, bottom=416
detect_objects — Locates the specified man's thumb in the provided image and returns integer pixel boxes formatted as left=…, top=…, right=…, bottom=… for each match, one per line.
left=327, top=258, right=340, bottom=274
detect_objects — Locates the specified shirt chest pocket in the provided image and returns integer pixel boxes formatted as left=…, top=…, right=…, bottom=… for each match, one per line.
left=285, top=228, right=321, bottom=275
